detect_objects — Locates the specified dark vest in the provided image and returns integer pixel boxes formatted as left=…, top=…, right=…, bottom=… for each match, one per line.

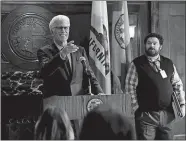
left=133, top=55, right=174, bottom=112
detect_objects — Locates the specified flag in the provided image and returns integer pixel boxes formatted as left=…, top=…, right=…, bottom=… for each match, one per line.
left=89, top=1, right=111, bottom=95
left=111, top=1, right=131, bottom=92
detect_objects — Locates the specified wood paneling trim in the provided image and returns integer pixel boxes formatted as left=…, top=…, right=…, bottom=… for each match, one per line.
left=1, top=4, right=91, bottom=14
left=151, top=1, right=160, bottom=33
left=2, top=1, right=147, bottom=5
left=1, top=1, right=92, bottom=5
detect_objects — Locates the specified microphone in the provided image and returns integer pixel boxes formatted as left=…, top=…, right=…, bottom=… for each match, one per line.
left=80, top=56, right=92, bottom=95
left=80, top=56, right=89, bottom=75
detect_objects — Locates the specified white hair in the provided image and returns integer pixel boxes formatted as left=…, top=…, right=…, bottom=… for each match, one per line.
left=49, top=15, right=70, bottom=32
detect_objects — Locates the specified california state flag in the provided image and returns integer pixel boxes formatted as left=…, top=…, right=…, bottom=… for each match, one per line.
left=89, top=1, right=111, bottom=95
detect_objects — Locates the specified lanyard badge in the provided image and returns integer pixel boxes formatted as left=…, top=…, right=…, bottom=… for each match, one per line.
left=160, top=69, right=167, bottom=78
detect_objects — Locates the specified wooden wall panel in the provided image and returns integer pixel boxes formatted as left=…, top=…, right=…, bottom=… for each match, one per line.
left=159, top=3, right=170, bottom=58
left=158, top=2, right=185, bottom=136
left=169, top=16, right=185, bottom=88
left=159, top=2, right=185, bottom=90
left=138, top=3, right=149, bottom=55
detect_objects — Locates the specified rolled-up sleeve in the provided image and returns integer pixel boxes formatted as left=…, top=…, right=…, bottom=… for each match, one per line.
left=171, top=64, right=185, bottom=106
left=125, top=62, right=139, bottom=112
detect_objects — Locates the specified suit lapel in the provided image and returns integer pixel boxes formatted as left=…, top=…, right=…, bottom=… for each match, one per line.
left=67, top=54, right=73, bottom=80
left=51, top=43, right=59, bottom=56
left=71, top=51, right=79, bottom=82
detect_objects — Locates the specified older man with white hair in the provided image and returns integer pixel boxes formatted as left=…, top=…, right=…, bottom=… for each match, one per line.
left=37, top=15, right=104, bottom=138
left=37, top=15, right=103, bottom=97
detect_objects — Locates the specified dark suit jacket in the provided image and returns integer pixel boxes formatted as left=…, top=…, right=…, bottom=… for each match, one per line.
left=37, top=43, right=103, bottom=98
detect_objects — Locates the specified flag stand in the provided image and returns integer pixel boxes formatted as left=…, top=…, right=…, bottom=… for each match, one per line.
left=87, top=77, right=92, bottom=95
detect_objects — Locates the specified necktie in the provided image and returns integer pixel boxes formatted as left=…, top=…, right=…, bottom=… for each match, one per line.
left=152, top=61, right=161, bottom=72
left=66, top=56, right=72, bottom=76
left=67, top=54, right=72, bottom=69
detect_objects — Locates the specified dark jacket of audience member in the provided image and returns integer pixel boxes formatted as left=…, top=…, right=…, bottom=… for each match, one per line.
left=79, top=104, right=136, bottom=140
left=34, top=106, right=74, bottom=140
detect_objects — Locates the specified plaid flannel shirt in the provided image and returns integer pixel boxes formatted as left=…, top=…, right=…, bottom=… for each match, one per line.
left=125, top=59, right=185, bottom=112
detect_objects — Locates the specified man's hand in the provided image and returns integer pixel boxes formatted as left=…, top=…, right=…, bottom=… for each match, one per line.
left=60, top=40, right=79, bottom=59
left=86, top=93, right=94, bottom=96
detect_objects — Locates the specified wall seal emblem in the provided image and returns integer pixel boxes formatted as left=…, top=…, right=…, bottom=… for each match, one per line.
left=2, top=5, right=54, bottom=70
left=114, top=14, right=126, bottom=49
left=87, top=98, right=103, bottom=112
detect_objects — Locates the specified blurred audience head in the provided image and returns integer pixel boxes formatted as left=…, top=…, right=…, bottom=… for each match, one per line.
left=34, top=106, right=74, bottom=140
left=79, top=104, right=136, bottom=140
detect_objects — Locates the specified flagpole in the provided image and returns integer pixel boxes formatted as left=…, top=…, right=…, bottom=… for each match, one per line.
left=89, top=1, right=111, bottom=95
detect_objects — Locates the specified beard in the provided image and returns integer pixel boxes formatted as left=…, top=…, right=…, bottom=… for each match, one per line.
left=145, top=48, right=160, bottom=57
left=58, top=35, right=68, bottom=42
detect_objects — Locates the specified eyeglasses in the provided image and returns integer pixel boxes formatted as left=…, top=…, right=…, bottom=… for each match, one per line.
left=54, top=26, right=69, bottom=31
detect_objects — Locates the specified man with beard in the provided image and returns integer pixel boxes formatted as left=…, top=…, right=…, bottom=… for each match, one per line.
left=125, top=33, right=185, bottom=140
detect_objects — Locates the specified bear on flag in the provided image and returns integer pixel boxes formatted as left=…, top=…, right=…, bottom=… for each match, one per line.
left=89, top=1, right=111, bottom=94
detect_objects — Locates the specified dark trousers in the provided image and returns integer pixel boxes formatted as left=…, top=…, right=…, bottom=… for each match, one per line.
left=135, top=109, right=175, bottom=140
